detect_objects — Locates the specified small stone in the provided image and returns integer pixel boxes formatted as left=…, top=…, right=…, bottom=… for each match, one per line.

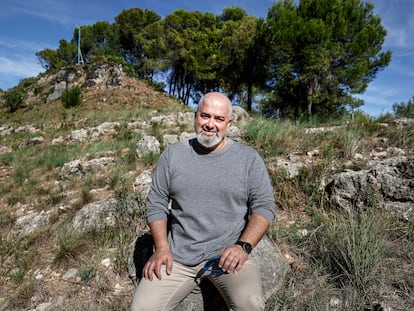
left=101, top=258, right=111, bottom=267
left=62, top=268, right=78, bottom=280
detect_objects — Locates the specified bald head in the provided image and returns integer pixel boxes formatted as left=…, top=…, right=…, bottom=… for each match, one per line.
left=194, top=92, right=233, bottom=150
left=197, top=92, right=232, bottom=119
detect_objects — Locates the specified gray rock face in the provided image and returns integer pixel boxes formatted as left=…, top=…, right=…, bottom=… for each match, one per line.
left=136, top=135, right=160, bottom=158
left=129, top=235, right=289, bottom=310
left=83, top=63, right=124, bottom=88
left=72, top=198, right=117, bottom=233
left=326, top=157, right=414, bottom=220
left=58, top=156, right=115, bottom=180
left=46, top=68, right=82, bottom=102
left=9, top=208, right=59, bottom=238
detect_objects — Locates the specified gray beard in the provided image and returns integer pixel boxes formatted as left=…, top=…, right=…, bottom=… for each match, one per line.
left=196, top=132, right=223, bottom=149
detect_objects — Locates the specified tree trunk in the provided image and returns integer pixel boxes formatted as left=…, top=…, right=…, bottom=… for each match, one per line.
left=247, top=82, right=253, bottom=112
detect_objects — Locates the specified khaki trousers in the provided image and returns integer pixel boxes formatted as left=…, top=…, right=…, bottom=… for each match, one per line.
left=130, top=259, right=264, bottom=311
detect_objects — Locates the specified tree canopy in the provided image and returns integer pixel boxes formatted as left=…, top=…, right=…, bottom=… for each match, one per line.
left=35, top=0, right=391, bottom=119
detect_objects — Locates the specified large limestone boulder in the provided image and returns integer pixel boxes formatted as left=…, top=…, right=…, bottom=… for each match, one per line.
left=326, top=156, right=414, bottom=220
left=136, top=135, right=160, bottom=159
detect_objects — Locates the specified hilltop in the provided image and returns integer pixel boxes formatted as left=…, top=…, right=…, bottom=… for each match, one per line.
left=0, top=63, right=413, bottom=310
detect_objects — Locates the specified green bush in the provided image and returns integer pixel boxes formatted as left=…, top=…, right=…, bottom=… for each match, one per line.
left=80, top=267, right=96, bottom=281
left=393, top=96, right=414, bottom=118
left=61, top=86, right=82, bottom=108
left=3, top=87, right=27, bottom=112
left=19, top=77, right=37, bottom=88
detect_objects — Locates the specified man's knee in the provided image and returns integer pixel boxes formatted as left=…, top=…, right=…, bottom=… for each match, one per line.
left=230, top=293, right=264, bottom=311
left=130, top=288, right=162, bottom=311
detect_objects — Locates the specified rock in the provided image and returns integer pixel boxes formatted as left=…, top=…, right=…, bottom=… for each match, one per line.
left=136, top=135, right=160, bottom=158
left=326, top=157, right=414, bottom=220
left=179, top=132, right=195, bottom=141
left=46, top=68, right=82, bottom=102
left=231, top=106, right=251, bottom=125
left=47, top=81, right=67, bottom=102
left=0, top=145, right=12, bottom=154
left=58, top=156, right=115, bottom=180
left=72, top=198, right=117, bottom=233
left=133, top=170, right=153, bottom=197
left=0, top=125, right=13, bottom=136
left=304, top=125, right=342, bottom=134
left=226, top=125, right=245, bottom=141
left=9, top=208, right=58, bottom=238
left=163, top=134, right=179, bottom=147
left=83, top=63, right=125, bottom=88
left=271, top=158, right=307, bottom=178
left=101, top=258, right=111, bottom=267
left=62, top=268, right=78, bottom=280
left=90, top=121, right=120, bottom=139
left=51, top=136, right=65, bottom=145
left=128, top=235, right=289, bottom=310
left=70, top=128, right=89, bottom=142
left=35, top=302, right=53, bottom=311
left=18, top=136, right=45, bottom=149
left=392, top=117, right=414, bottom=126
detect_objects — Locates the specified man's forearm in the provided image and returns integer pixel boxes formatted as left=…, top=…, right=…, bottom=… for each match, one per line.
left=149, top=220, right=170, bottom=250
left=238, top=213, right=270, bottom=247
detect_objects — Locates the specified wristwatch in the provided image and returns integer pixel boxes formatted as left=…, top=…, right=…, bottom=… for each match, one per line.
left=236, top=241, right=253, bottom=254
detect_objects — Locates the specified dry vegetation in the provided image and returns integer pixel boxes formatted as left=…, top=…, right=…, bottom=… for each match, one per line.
left=0, top=76, right=413, bottom=310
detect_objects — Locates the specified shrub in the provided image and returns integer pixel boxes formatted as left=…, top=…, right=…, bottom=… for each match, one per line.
left=393, top=96, right=414, bottom=118
left=80, top=266, right=96, bottom=281
left=53, top=228, right=90, bottom=267
left=3, top=87, right=27, bottom=112
left=19, top=76, right=37, bottom=88
left=317, top=209, right=387, bottom=293
left=61, top=86, right=82, bottom=108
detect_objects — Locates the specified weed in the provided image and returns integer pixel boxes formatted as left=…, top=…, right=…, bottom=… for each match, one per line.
left=53, top=228, right=90, bottom=267
left=62, top=86, right=82, bottom=108
left=111, top=182, right=147, bottom=275
left=7, top=279, right=37, bottom=309
left=80, top=266, right=97, bottom=281
left=316, top=208, right=387, bottom=298
left=141, top=151, right=159, bottom=165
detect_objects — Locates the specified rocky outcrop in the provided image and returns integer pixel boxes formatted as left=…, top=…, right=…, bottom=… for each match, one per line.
left=83, top=63, right=124, bottom=88
left=58, top=156, right=115, bottom=180
left=45, top=64, right=125, bottom=102
left=136, top=135, right=160, bottom=159
left=9, top=207, right=59, bottom=238
left=326, top=156, right=414, bottom=220
left=46, top=68, right=82, bottom=102
left=72, top=198, right=117, bottom=233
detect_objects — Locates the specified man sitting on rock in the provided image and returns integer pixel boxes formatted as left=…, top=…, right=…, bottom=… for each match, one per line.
left=130, top=92, right=276, bottom=311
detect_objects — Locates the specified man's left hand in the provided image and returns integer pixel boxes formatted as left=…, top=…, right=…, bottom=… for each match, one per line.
left=218, top=244, right=249, bottom=273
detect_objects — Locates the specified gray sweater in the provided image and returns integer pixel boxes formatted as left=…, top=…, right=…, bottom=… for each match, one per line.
left=146, top=138, right=276, bottom=266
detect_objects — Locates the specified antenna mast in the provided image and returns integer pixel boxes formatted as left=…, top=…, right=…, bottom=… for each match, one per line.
left=75, top=25, right=84, bottom=64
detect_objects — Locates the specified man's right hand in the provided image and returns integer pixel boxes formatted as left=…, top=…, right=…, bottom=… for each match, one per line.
left=142, top=247, right=173, bottom=281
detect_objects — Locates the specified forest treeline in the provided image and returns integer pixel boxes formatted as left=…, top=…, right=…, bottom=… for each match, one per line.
left=35, top=0, right=391, bottom=118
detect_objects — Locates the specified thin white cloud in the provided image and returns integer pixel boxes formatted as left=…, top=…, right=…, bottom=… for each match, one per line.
left=0, top=35, right=53, bottom=53
left=371, top=0, right=414, bottom=50
left=0, top=55, right=42, bottom=76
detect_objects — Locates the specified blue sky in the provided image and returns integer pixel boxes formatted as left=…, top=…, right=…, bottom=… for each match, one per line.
left=0, top=0, right=413, bottom=116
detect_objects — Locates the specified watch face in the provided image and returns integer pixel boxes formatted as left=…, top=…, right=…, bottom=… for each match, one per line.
left=243, top=243, right=252, bottom=253
left=237, top=241, right=252, bottom=254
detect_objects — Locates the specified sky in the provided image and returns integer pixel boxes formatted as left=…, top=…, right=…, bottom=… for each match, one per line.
left=0, top=0, right=413, bottom=117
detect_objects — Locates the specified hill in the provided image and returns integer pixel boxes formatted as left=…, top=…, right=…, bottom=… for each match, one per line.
left=0, top=63, right=413, bottom=310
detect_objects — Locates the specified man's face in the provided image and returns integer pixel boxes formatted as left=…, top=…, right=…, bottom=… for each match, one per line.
left=195, top=99, right=232, bottom=150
